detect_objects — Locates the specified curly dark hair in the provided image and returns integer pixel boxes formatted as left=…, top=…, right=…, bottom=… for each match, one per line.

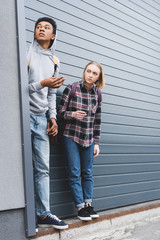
left=34, top=17, right=57, bottom=34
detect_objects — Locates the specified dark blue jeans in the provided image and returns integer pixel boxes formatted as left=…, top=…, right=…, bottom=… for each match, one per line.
left=63, top=136, right=94, bottom=208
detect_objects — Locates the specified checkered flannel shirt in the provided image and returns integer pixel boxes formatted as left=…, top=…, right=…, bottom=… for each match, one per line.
left=57, top=81, right=102, bottom=147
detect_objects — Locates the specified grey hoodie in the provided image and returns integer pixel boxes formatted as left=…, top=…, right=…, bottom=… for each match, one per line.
left=27, top=38, right=60, bottom=119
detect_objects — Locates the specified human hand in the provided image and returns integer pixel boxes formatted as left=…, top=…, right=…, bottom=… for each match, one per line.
left=72, top=111, right=87, bottom=120
left=93, top=144, right=100, bottom=157
left=41, top=76, right=65, bottom=88
left=47, top=118, right=58, bottom=136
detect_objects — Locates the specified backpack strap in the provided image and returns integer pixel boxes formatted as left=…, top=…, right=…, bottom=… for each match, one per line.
left=53, top=55, right=58, bottom=73
left=27, top=55, right=29, bottom=67
left=97, top=89, right=102, bottom=105
left=69, top=82, right=78, bottom=101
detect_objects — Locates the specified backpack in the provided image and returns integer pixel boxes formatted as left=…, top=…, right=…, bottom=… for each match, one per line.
left=57, top=82, right=102, bottom=142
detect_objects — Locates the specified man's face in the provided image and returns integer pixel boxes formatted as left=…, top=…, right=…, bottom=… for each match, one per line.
left=34, top=21, right=55, bottom=43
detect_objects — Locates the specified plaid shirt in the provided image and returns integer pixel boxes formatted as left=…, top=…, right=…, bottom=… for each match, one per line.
left=57, top=81, right=102, bottom=147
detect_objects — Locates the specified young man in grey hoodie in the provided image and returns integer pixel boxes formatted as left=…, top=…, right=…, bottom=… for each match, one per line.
left=28, top=17, right=68, bottom=229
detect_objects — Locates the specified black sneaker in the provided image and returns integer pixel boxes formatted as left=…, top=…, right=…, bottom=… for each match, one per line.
left=78, top=208, right=92, bottom=221
left=85, top=206, right=99, bottom=219
left=37, top=214, right=68, bottom=230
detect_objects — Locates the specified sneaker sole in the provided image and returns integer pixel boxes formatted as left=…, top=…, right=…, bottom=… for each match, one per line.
left=90, top=214, right=99, bottom=219
left=78, top=216, right=92, bottom=221
left=38, top=224, right=68, bottom=229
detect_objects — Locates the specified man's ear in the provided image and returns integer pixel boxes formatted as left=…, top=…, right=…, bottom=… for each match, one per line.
left=51, top=34, right=55, bottom=40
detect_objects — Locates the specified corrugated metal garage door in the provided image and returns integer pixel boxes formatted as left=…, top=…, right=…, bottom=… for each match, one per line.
left=25, top=0, right=160, bottom=218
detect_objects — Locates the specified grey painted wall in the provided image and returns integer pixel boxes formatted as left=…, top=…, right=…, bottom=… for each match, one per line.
left=24, top=0, right=160, bottom=218
left=0, top=0, right=25, bottom=210
left=0, top=209, right=28, bottom=240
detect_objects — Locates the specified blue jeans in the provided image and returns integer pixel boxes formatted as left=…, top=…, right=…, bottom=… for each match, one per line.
left=63, top=136, right=94, bottom=208
left=30, top=114, right=51, bottom=217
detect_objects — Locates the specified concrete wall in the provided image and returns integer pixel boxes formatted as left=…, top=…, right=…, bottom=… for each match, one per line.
left=0, top=0, right=28, bottom=239
left=0, top=0, right=25, bottom=211
left=0, top=209, right=28, bottom=240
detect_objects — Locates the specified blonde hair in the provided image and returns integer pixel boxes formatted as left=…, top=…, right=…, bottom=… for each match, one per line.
left=82, top=61, right=105, bottom=89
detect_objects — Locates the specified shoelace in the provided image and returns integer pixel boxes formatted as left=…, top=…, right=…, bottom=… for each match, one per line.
left=49, top=214, right=62, bottom=222
left=86, top=206, right=93, bottom=210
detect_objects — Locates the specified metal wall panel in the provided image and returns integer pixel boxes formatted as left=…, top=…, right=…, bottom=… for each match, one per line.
left=24, top=0, right=160, bottom=218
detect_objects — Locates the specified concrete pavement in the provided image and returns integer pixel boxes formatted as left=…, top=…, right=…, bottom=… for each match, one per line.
left=31, top=201, right=160, bottom=240
left=92, top=215, right=160, bottom=240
